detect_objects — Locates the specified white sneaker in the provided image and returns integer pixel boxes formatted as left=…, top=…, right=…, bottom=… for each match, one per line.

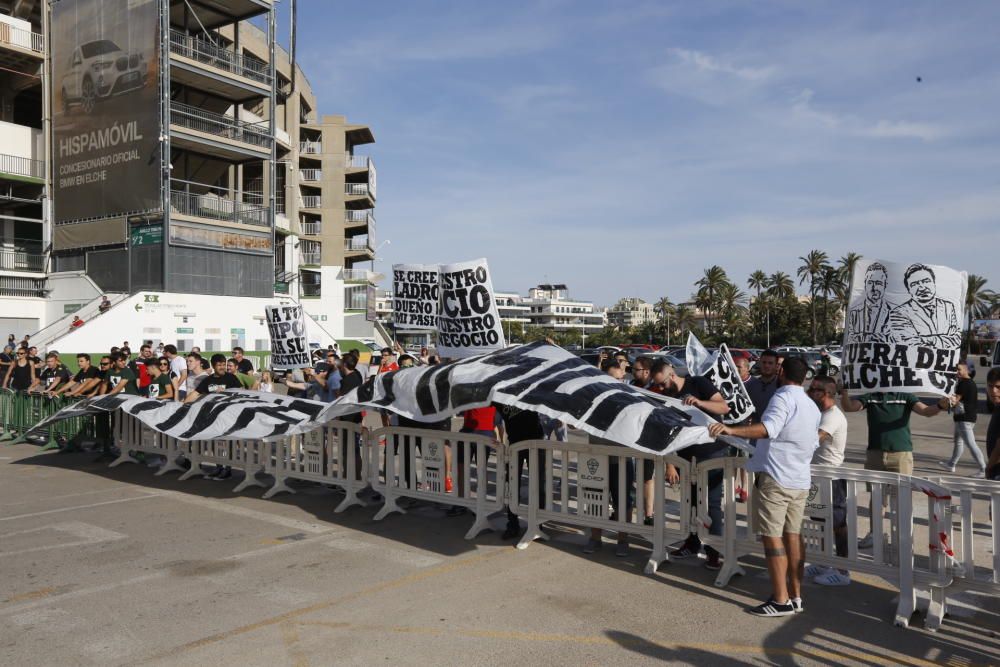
left=814, top=571, right=851, bottom=586
left=971, top=470, right=986, bottom=479
left=804, top=564, right=832, bottom=578
left=936, top=461, right=956, bottom=473
left=858, top=534, right=874, bottom=550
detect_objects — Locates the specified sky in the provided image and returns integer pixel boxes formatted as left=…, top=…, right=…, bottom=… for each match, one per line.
left=277, top=1, right=1000, bottom=308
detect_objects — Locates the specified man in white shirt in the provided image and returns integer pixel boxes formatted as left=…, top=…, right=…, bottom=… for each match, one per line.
left=710, top=356, right=820, bottom=617
left=806, top=375, right=850, bottom=586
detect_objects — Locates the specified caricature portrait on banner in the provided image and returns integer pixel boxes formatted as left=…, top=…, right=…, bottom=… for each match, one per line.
left=842, top=260, right=966, bottom=397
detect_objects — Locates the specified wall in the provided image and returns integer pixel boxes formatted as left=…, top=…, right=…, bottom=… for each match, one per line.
left=0, top=119, right=42, bottom=161
left=44, top=290, right=338, bottom=353
left=44, top=271, right=104, bottom=322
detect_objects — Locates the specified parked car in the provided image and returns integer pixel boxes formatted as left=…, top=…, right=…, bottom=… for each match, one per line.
left=61, top=39, right=148, bottom=114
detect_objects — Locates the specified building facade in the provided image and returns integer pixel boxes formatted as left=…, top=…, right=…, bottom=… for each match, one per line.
left=606, top=297, right=656, bottom=329
left=0, top=0, right=382, bottom=351
left=522, top=284, right=605, bottom=332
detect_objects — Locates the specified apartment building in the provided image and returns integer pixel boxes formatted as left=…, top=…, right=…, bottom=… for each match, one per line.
left=606, top=296, right=656, bottom=329
left=522, top=284, right=605, bottom=332
left=0, top=2, right=46, bottom=336
left=0, top=0, right=383, bottom=351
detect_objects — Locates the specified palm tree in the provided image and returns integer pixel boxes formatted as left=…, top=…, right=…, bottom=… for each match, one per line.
left=838, top=252, right=863, bottom=286
left=965, top=274, right=996, bottom=351
left=716, top=282, right=749, bottom=338
left=747, top=270, right=769, bottom=337
left=654, top=297, right=675, bottom=344
left=818, top=266, right=841, bottom=341
left=767, top=271, right=795, bottom=301
left=695, top=265, right=728, bottom=334
left=797, top=249, right=830, bottom=346
left=673, top=303, right=697, bottom=340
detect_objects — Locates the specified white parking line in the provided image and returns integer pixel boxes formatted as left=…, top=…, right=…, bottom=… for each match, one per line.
left=0, top=494, right=162, bottom=521
left=1, top=521, right=127, bottom=557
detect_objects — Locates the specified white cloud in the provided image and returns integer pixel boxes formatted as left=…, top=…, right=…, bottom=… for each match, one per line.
left=671, top=48, right=775, bottom=82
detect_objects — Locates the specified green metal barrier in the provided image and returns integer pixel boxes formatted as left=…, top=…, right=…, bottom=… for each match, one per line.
left=0, top=390, right=98, bottom=451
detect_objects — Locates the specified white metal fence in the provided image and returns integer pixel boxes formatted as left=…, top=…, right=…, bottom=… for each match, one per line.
left=83, top=416, right=1000, bottom=629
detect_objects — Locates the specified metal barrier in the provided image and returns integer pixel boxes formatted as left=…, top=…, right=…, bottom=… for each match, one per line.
left=1, top=391, right=85, bottom=450
left=922, top=475, right=1000, bottom=631
left=264, top=421, right=368, bottom=512
left=695, top=458, right=954, bottom=627
left=370, top=427, right=503, bottom=539
left=508, top=439, right=693, bottom=575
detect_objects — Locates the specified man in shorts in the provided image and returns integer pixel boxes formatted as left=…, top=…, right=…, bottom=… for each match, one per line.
left=710, top=357, right=819, bottom=617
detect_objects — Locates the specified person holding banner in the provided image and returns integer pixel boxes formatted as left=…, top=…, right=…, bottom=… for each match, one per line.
left=840, top=385, right=949, bottom=549
left=709, top=357, right=819, bottom=617
left=662, top=365, right=730, bottom=570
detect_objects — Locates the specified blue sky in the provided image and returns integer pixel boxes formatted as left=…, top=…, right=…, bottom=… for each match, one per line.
left=280, top=1, right=1000, bottom=307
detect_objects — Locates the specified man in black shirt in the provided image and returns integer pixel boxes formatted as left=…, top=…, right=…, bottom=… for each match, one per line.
left=939, top=362, right=986, bottom=476
left=985, top=368, right=1000, bottom=480
left=58, top=354, right=102, bottom=398
left=496, top=404, right=545, bottom=540
left=660, top=365, right=730, bottom=570
left=185, top=353, right=242, bottom=480
left=232, top=347, right=254, bottom=375
left=337, top=355, right=365, bottom=481
left=36, top=352, right=71, bottom=394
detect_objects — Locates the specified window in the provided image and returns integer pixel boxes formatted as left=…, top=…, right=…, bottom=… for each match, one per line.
left=345, top=285, right=367, bottom=310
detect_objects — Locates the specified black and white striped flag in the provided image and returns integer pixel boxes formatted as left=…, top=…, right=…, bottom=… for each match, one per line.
left=31, top=343, right=724, bottom=454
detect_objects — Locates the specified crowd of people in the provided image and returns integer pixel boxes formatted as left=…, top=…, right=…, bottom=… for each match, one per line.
left=2, top=333, right=998, bottom=618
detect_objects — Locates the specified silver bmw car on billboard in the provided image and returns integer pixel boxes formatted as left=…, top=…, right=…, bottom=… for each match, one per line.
left=60, top=39, right=148, bottom=114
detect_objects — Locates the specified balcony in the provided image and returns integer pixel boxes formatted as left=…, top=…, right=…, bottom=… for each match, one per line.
left=300, top=169, right=322, bottom=182
left=0, top=153, right=44, bottom=182
left=300, top=249, right=321, bottom=265
left=344, top=238, right=374, bottom=253
left=170, top=182, right=269, bottom=228
left=0, top=20, right=44, bottom=56
left=301, top=221, right=321, bottom=236
left=299, top=141, right=321, bottom=155
left=345, top=209, right=375, bottom=228
left=300, top=282, right=321, bottom=298
left=170, top=102, right=271, bottom=159
left=0, top=275, right=46, bottom=298
left=342, top=269, right=374, bottom=284
left=345, top=183, right=371, bottom=197
left=0, top=248, right=44, bottom=273
left=301, top=195, right=321, bottom=209
left=345, top=155, right=372, bottom=169
left=168, top=29, right=270, bottom=100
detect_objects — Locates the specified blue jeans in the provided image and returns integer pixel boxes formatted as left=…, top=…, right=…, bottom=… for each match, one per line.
left=949, top=421, right=986, bottom=470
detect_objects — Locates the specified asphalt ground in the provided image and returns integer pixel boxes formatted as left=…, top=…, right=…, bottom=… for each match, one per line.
left=1, top=410, right=998, bottom=666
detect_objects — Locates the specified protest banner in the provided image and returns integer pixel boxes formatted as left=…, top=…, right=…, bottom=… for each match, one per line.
left=33, top=343, right=726, bottom=454
left=704, top=343, right=755, bottom=424
left=266, top=304, right=311, bottom=370
left=391, top=263, right=439, bottom=331
left=436, top=258, right=506, bottom=358
left=686, top=334, right=754, bottom=423
left=842, top=260, right=966, bottom=397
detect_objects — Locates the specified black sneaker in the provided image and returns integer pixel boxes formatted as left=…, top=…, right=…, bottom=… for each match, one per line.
left=446, top=506, right=467, bottom=517
left=643, top=515, right=654, bottom=526
left=748, top=599, right=795, bottom=617
left=704, top=553, right=722, bottom=571
left=211, top=467, right=232, bottom=481
left=502, top=521, right=520, bottom=540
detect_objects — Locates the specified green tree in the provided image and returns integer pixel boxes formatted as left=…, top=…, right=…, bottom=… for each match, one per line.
left=965, top=274, right=996, bottom=351
left=818, top=266, right=842, bottom=342
left=797, top=249, right=830, bottom=346
left=654, top=297, right=675, bottom=344
left=747, top=269, right=768, bottom=338
left=673, top=303, right=697, bottom=341
left=695, top=265, right=729, bottom=334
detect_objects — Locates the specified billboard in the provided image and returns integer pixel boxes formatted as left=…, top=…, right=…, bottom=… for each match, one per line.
left=52, top=0, right=160, bottom=225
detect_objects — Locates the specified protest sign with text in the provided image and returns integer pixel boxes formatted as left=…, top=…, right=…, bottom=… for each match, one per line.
left=436, top=258, right=506, bottom=358
left=266, top=304, right=311, bottom=370
left=392, top=263, right=439, bottom=331
left=842, top=259, right=966, bottom=397
left=705, top=343, right=755, bottom=424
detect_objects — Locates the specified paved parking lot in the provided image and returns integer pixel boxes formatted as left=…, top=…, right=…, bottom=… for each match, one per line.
left=1, top=410, right=998, bottom=666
